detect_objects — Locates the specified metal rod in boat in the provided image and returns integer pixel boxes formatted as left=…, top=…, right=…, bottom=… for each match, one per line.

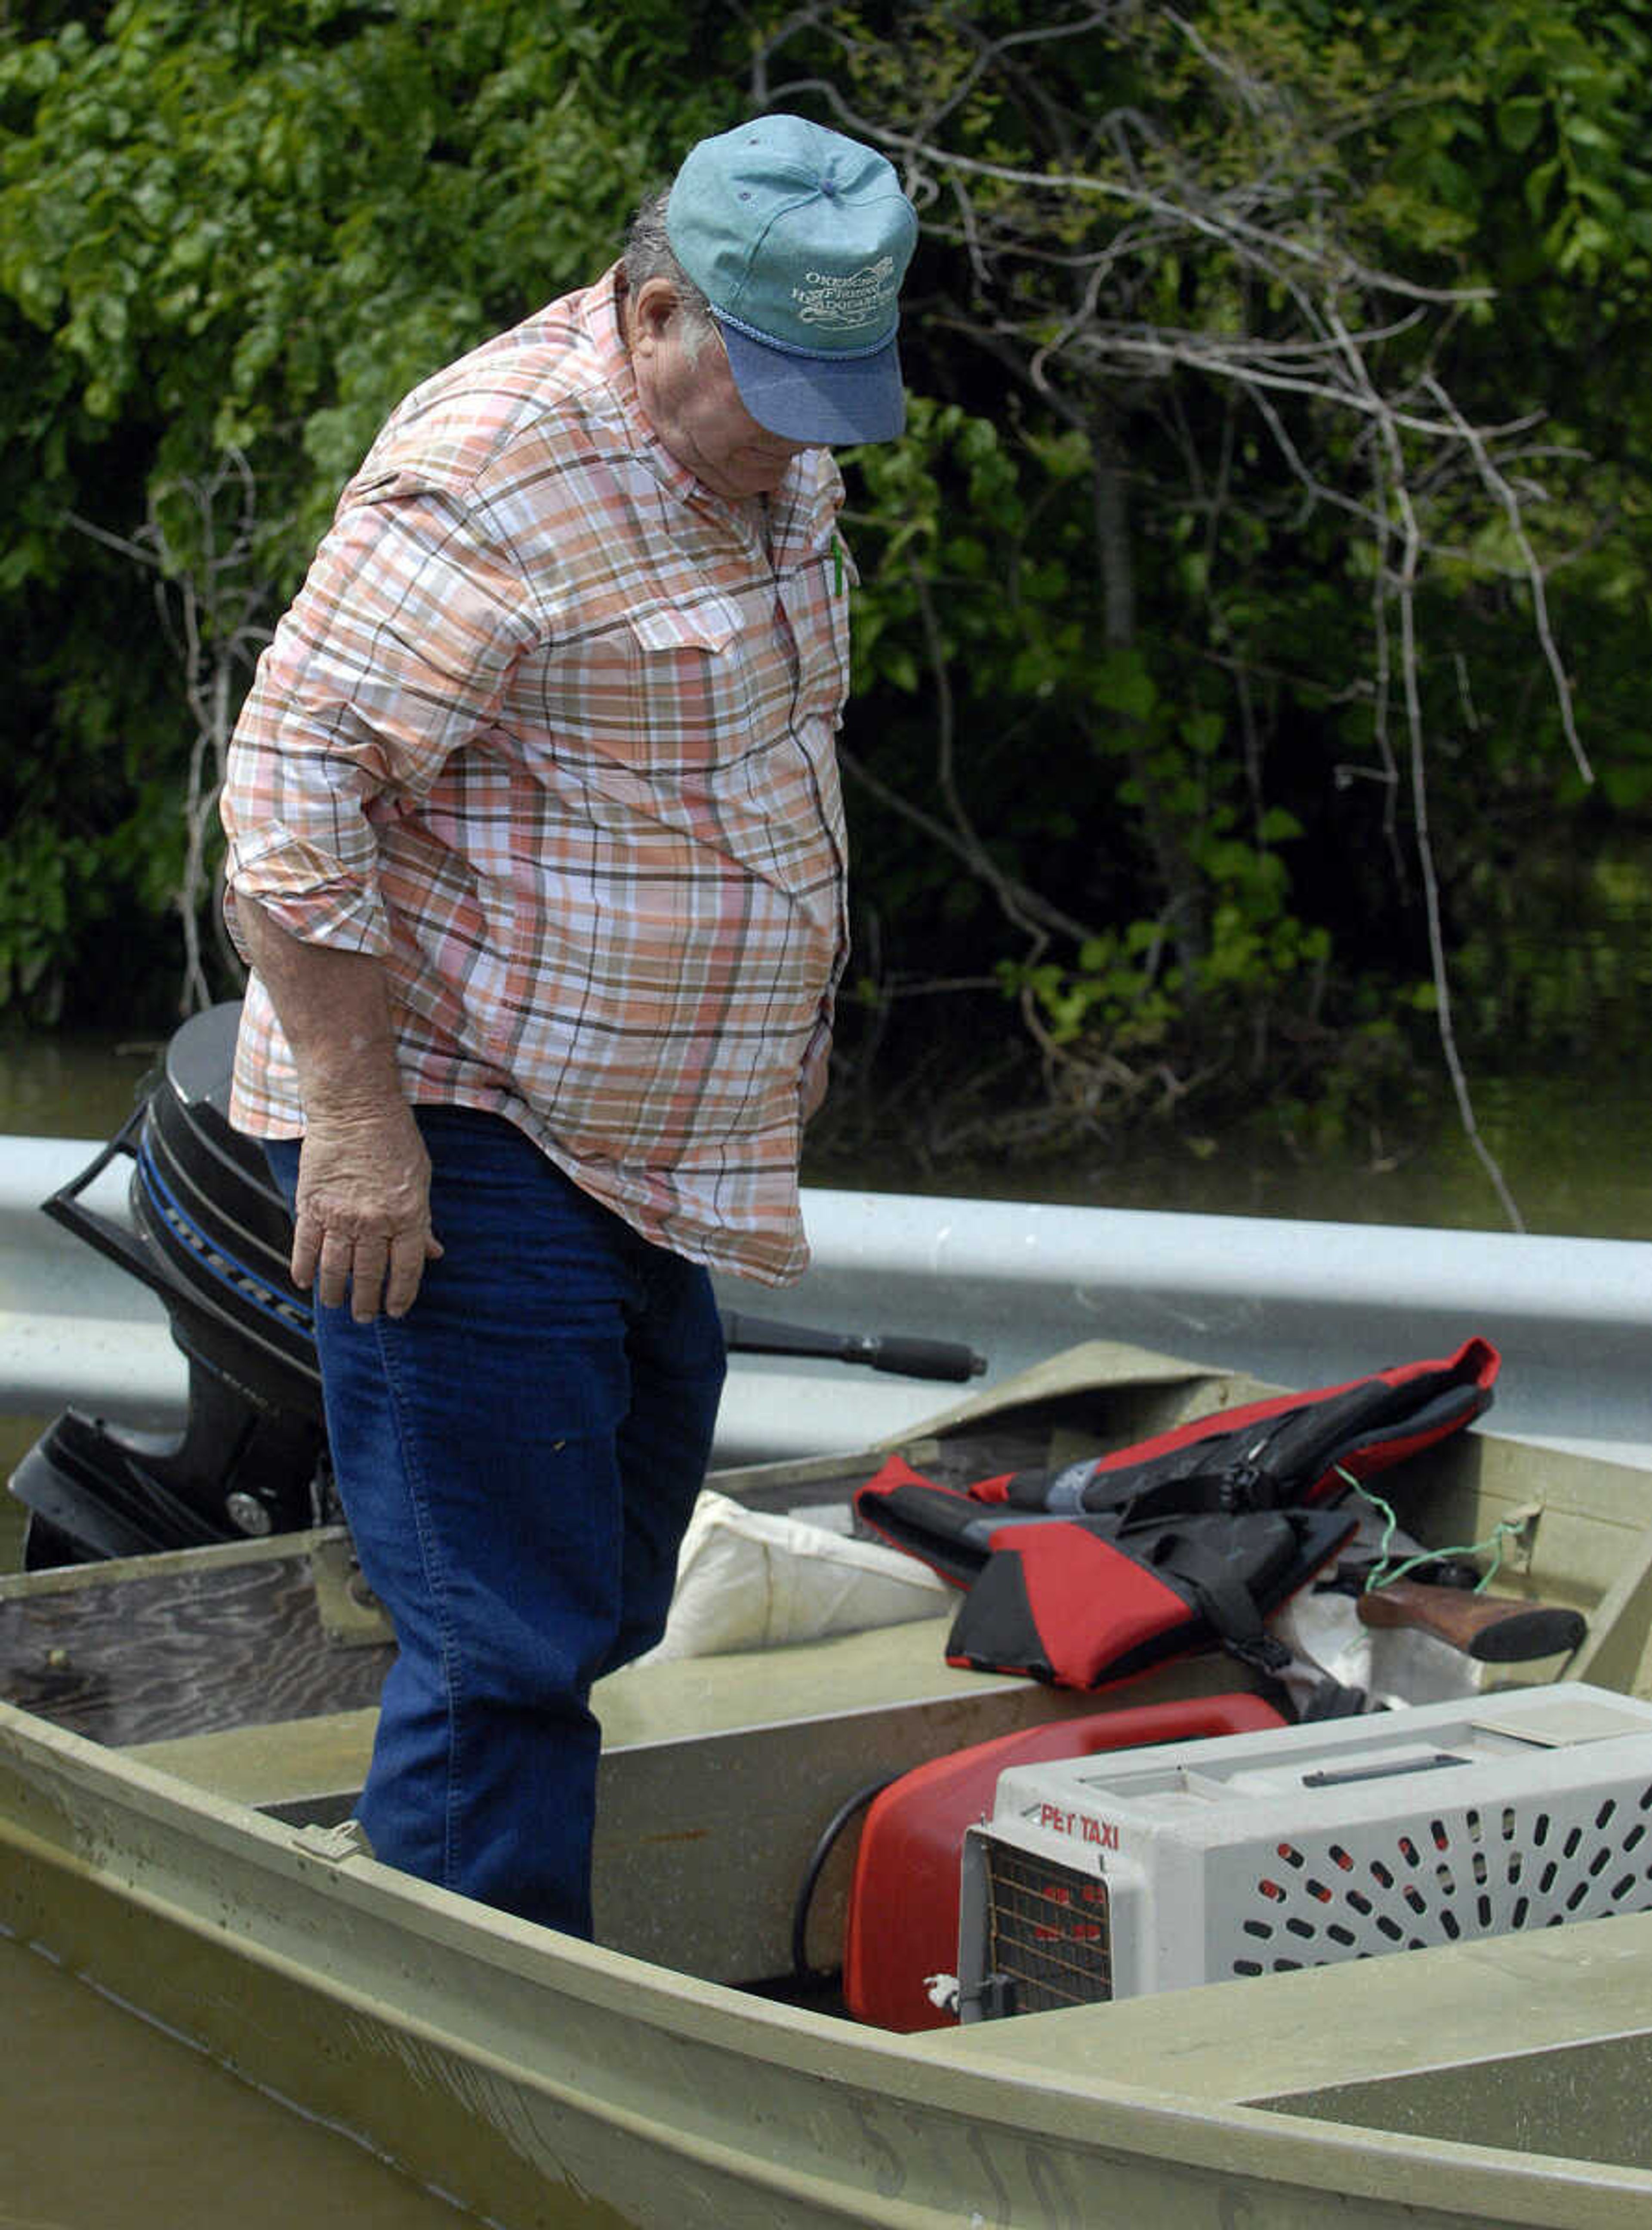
left=719, top=1311, right=986, bottom=1382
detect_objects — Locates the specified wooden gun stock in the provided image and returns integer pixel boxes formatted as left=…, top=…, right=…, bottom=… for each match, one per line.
left=1356, top=1579, right=1586, bottom=1664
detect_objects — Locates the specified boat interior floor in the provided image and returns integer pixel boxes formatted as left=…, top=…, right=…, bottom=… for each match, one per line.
left=0, top=1512, right=1257, bottom=1989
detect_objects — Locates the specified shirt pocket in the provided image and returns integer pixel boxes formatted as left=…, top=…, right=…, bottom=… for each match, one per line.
left=628, top=598, right=742, bottom=657
left=784, top=553, right=854, bottom=730
left=624, top=596, right=764, bottom=764
left=520, top=596, right=761, bottom=775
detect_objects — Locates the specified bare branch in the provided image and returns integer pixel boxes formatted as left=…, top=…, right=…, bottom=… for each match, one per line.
left=1420, top=371, right=1589, bottom=784
left=764, top=70, right=1492, bottom=308
left=67, top=450, right=274, bottom=1014
left=1325, top=301, right=1526, bottom=1227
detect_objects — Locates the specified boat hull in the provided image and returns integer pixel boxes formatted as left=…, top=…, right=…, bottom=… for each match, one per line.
left=6, top=1338, right=1652, bottom=2226
left=6, top=1697, right=1652, bottom=2230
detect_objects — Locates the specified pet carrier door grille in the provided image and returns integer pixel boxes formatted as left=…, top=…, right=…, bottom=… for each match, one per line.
left=958, top=1685, right=1652, bottom=2017
left=976, top=1841, right=1113, bottom=2017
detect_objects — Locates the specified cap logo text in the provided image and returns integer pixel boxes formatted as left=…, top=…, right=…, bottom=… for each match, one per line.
left=791, top=258, right=896, bottom=332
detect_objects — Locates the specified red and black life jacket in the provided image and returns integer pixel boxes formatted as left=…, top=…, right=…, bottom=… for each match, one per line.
left=854, top=1338, right=1499, bottom=1691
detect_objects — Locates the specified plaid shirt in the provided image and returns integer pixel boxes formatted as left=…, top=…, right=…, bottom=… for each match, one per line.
left=222, top=267, right=852, bottom=1284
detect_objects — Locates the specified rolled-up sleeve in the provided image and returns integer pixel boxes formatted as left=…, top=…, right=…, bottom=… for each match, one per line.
left=222, top=474, right=539, bottom=956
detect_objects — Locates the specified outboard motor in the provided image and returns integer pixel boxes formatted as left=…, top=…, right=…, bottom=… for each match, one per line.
left=12, top=1003, right=331, bottom=1567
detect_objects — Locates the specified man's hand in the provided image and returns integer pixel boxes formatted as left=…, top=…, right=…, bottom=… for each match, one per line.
left=292, top=1096, right=444, bottom=1321
left=234, top=904, right=444, bottom=1322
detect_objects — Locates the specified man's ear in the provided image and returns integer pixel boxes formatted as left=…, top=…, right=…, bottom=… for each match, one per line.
left=628, top=276, right=680, bottom=355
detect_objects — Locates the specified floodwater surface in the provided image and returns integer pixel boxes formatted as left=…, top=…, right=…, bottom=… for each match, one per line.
left=2, top=1934, right=481, bottom=2228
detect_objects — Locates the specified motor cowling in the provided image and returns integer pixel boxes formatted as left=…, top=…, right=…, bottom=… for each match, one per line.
left=13, top=1004, right=330, bottom=1566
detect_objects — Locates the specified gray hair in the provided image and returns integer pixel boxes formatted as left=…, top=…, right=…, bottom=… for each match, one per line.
left=623, top=188, right=718, bottom=359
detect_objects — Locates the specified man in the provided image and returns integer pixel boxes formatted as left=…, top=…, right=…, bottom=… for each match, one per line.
left=220, top=115, right=918, bottom=1934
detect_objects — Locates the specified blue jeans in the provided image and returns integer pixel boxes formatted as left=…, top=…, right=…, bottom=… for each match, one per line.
left=267, top=1109, right=726, bottom=1936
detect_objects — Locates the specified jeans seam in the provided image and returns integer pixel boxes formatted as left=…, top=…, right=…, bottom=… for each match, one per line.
left=374, top=1313, right=467, bottom=1894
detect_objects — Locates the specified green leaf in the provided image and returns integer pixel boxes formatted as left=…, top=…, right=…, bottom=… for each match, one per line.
left=1524, top=156, right=1561, bottom=218
left=1496, top=97, right=1547, bottom=154
left=1091, top=648, right=1158, bottom=721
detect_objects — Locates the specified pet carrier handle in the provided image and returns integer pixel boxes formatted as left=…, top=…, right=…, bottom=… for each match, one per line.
left=1302, top=1752, right=1469, bottom=1789
left=37, top=1106, right=181, bottom=1308
left=720, top=1311, right=986, bottom=1382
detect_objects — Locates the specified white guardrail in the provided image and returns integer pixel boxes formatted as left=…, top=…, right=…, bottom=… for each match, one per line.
left=2, top=1135, right=1649, bottom=1470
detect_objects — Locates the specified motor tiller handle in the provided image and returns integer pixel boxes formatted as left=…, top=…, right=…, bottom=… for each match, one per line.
left=720, top=1311, right=986, bottom=1383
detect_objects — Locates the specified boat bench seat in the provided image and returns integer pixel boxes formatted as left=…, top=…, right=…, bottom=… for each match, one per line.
left=928, top=1904, right=1652, bottom=2171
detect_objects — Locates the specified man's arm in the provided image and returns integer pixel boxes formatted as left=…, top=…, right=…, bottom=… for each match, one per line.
left=238, top=903, right=442, bottom=1322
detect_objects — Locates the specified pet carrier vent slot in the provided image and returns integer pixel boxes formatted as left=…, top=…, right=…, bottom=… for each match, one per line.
left=1233, top=1785, right=1652, bottom=1980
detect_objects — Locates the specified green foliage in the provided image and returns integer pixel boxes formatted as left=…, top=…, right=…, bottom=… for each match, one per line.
left=2, top=0, right=1649, bottom=1146
left=0, top=0, right=742, bottom=571
left=836, top=388, right=1342, bottom=1112
left=0, top=0, right=749, bottom=1017
left=788, top=0, right=1652, bottom=1138
left=0, top=821, right=102, bottom=1018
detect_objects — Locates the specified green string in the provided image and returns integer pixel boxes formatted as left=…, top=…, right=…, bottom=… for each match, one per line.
left=1335, top=1467, right=1527, bottom=1595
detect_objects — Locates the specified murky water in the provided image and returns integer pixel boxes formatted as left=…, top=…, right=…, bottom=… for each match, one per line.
left=6, top=1020, right=1651, bottom=1237
left=2, top=1027, right=1649, bottom=2227
left=2, top=1934, right=478, bottom=2227
left=805, top=1065, right=1652, bottom=1243
left=0, top=1029, right=162, bottom=1144
left=0, top=1421, right=484, bottom=2227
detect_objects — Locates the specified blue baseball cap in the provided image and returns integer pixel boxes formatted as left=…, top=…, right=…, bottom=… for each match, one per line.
left=666, top=115, right=918, bottom=447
